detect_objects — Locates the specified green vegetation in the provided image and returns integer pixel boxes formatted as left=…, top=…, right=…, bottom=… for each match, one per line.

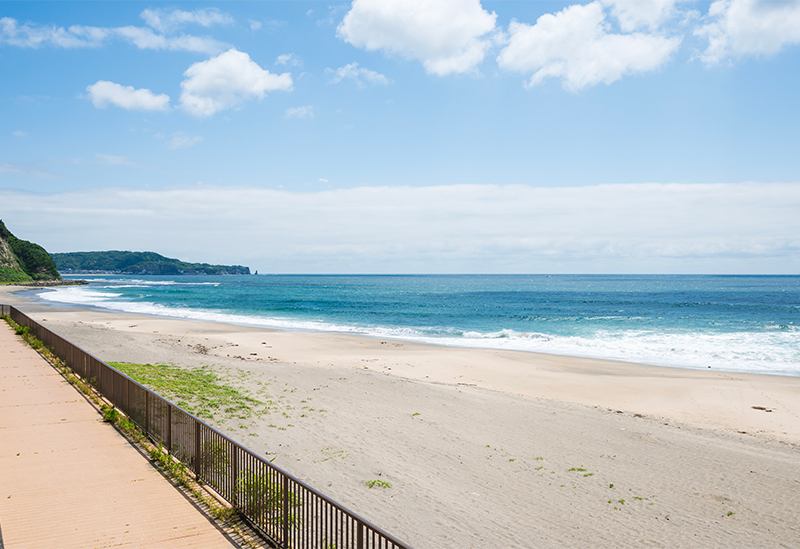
left=51, top=250, right=250, bottom=275
left=237, top=469, right=301, bottom=527
left=0, top=220, right=61, bottom=283
left=366, top=479, right=393, bottom=489
left=108, top=362, right=265, bottom=421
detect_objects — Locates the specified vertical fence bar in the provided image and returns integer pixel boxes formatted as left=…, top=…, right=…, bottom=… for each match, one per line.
left=166, top=405, right=172, bottom=453
left=194, top=420, right=202, bottom=476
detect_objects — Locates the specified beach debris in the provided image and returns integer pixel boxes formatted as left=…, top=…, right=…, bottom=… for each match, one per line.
left=192, top=343, right=209, bottom=355
left=751, top=406, right=774, bottom=413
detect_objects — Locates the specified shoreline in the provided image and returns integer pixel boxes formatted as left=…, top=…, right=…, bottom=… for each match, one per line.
left=4, top=284, right=800, bottom=443
left=3, top=285, right=800, bottom=548
left=23, top=281, right=800, bottom=379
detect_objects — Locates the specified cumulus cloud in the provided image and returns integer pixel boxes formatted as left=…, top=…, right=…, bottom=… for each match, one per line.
left=3, top=182, right=800, bottom=274
left=112, top=25, right=227, bottom=54
left=696, top=0, right=800, bottom=65
left=140, top=8, right=234, bottom=34
left=167, top=132, right=203, bottom=150
left=275, top=53, right=303, bottom=67
left=601, top=0, right=680, bottom=31
left=12, top=130, right=27, bottom=137
left=326, top=62, right=390, bottom=86
left=0, top=15, right=228, bottom=54
left=497, top=2, right=681, bottom=91
left=337, top=0, right=498, bottom=76
left=179, top=49, right=293, bottom=117
left=285, top=105, right=314, bottom=119
left=86, top=81, right=170, bottom=111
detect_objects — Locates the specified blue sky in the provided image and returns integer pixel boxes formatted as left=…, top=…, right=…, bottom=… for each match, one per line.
left=2, top=1, right=800, bottom=274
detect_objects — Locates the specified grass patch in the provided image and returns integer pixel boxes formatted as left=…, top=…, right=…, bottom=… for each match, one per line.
left=366, top=479, right=393, bottom=489
left=109, top=362, right=265, bottom=422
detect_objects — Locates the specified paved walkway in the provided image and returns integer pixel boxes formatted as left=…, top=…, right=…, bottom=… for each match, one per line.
left=0, top=322, right=239, bottom=548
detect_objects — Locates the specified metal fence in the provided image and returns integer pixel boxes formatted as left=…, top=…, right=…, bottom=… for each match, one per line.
left=3, top=305, right=411, bottom=549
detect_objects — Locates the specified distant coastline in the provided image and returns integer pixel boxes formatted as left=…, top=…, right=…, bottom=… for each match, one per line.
left=51, top=251, right=250, bottom=276
left=3, top=279, right=87, bottom=287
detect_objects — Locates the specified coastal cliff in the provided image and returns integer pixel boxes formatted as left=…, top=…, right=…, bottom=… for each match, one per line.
left=0, top=220, right=61, bottom=283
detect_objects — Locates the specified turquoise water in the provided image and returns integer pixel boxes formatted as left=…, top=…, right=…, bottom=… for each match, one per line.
left=40, top=274, right=800, bottom=376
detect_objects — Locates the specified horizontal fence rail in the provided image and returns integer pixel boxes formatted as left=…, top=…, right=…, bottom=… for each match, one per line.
left=3, top=305, right=412, bottom=549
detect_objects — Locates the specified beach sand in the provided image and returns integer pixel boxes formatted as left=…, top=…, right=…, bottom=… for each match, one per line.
left=3, top=286, right=799, bottom=548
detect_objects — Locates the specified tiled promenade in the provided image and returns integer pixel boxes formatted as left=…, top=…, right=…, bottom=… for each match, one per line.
left=0, top=322, right=238, bottom=548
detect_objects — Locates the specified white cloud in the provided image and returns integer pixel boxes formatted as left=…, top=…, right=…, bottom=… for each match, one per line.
left=12, top=130, right=27, bottom=137
left=0, top=17, right=227, bottom=54
left=497, top=2, right=681, bottom=91
left=3, top=182, right=800, bottom=274
left=0, top=17, right=103, bottom=48
left=696, top=0, right=800, bottom=65
left=319, top=178, right=329, bottom=183
left=249, top=20, right=263, bottom=31
left=112, top=25, right=227, bottom=54
left=275, top=53, right=303, bottom=67
left=337, top=0, right=498, bottom=76
left=167, top=132, right=203, bottom=150
left=286, top=105, right=314, bottom=119
left=86, top=81, right=170, bottom=111
left=140, top=8, right=234, bottom=34
left=326, top=62, right=390, bottom=86
left=179, top=49, right=293, bottom=117
left=601, top=0, right=680, bottom=32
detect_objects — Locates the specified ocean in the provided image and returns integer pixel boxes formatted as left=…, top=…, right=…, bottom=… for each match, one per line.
left=35, top=274, right=800, bottom=377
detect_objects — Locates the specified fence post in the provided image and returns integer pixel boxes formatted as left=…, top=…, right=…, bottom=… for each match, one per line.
left=283, top=475, right=289, bottom=547
left=166, top=405, right=172, bottom=453
left=195, top=421, right=202, bottom=476
left=232, top=446, right=239, bottom=506
left=145, top=391, right=149, bottom=434
left=358, top=520, right=364, bottom=549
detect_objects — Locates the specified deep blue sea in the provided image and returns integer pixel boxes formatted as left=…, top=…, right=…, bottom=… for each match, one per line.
left=38, top=274, right=800, bottom=376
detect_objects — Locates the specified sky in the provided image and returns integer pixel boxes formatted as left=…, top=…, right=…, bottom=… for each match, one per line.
left=1, top=0, right=799, bottom=274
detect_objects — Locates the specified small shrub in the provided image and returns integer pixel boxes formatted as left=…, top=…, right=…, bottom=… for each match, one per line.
left=366, top=479, right=393, bottom=489
left=101, top=405, right=120, bottom=423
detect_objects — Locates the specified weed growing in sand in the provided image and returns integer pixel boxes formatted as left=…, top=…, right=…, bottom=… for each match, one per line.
left=568, top=467, right=587, bottom=472
left=366, top=479, right=393, bottom=489
left=109, top=362, right=265, bottom=422
left=727, top=511, right=735, bottom=516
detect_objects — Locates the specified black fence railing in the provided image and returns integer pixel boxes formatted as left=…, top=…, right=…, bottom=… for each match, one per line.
left=4, top=305, right=412, bottom=549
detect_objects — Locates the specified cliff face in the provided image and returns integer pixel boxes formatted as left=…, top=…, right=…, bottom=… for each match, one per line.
left=0, top=220, right=61, bottom=283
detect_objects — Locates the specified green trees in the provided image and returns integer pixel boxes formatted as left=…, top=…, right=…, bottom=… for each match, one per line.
left=0, top=220, right=61, bottom=282
left=51, top=250, right=250, bottom=275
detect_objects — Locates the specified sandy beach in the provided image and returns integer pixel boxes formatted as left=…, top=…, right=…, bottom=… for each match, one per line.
left=3, top=285, right=799, bottom=548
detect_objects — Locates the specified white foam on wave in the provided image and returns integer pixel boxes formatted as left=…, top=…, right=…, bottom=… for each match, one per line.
left=78, top=278, right=219, bottom=287
left=40, top=285, right=368, bottom=334
left=40, top=285, right=800, bottom=376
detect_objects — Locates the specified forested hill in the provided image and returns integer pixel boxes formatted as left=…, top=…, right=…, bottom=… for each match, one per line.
left=0, top=220, right=61, bottom=283
left=52, top=251, right=250, bottom=275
